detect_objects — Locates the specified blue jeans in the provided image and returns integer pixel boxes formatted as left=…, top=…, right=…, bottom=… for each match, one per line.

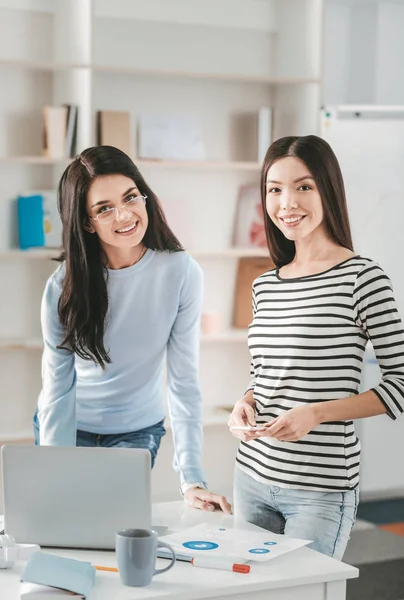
left=233, top=466, right=359, bottom=560
left=33, top=412, right=166, bottom=468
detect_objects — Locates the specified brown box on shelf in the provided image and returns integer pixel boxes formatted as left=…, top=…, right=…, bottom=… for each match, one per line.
left=233, top=257, right=274, bottom=328
left=96, top=110, right=132, bottom=156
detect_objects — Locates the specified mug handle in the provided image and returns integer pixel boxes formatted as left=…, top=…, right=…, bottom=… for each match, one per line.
left=154, top=541, right=176, bottom=575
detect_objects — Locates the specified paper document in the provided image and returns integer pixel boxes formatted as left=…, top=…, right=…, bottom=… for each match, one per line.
left=162, top=523, right=311, bottom=563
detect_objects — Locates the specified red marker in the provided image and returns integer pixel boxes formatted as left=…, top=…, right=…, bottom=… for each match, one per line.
left=191, top=557, right=250, bottom=573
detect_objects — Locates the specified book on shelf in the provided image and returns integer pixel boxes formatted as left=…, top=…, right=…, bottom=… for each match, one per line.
left=20, top=552, right=95, bottom=599
left=257, top=107, right=273, bottom=162
left=17, top=191, right=62, bottom=250
left=96, top=110, right=131, bottom=156
left=64, top=104, right=78, bottom=158
left=42, top=104, right=78, bottom=159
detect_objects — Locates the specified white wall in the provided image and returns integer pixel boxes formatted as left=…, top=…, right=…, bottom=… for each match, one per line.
left=375, top=2, right=404, bottom=104
left=322, top=3, right=351, bottom=105
left=346, top=3, right=378, bottom=103
left=323, top=0, right=404, bottom=105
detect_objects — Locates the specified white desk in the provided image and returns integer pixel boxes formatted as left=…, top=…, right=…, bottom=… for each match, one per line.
left=0, top=501, right=358, bottom=600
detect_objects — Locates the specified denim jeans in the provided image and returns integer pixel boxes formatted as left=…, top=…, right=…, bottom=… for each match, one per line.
left=33, top=412, right=166, bottom=468
left=233, top=466, right=359, bottom=560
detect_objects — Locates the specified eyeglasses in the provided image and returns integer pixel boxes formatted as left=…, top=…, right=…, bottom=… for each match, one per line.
left=90, top=195, right=147, bottom=225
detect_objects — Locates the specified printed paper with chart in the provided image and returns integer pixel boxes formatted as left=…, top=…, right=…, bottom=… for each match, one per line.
left=162, top=524, right=311, bottom=562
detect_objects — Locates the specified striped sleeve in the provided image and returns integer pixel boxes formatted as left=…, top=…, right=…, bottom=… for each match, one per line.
left=245, top=286, right=258, bottom=394
left=353, top=261, right=404, bottom=420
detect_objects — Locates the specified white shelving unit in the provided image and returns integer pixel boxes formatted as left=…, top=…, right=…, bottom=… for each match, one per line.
left=0, top=0, right=323, bottom=501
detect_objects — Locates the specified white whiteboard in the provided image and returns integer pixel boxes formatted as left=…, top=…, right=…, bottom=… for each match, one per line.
left=321, top=106, right=404, bottom=496
left=321, top=105, right=404, bottom=315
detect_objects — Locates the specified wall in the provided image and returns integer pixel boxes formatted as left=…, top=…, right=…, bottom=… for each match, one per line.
left=323, top=0, right=404, bottom=105
left=375, top=2, right=404, bottom=103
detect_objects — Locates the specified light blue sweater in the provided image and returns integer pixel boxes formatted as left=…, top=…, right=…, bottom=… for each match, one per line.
left=38, top=249, right=206, bottom=484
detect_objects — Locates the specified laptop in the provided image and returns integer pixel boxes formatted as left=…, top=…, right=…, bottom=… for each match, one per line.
left=1, top=445, right=151, bottom=549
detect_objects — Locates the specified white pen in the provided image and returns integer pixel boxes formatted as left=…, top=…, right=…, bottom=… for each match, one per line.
left=191, top=557, right=250, bottom=573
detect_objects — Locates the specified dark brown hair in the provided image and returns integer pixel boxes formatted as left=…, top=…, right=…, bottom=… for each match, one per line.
left=57, top=145, right=183, bottom=368
left=261, top=135, right=354, bottom=267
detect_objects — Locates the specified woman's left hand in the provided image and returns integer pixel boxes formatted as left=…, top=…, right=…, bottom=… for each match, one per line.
left=260, top=405, right=319, bottom=442
left=184, top=487, right=232, bottom=514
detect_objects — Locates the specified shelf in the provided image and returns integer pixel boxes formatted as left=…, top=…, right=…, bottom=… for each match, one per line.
left=0, top=430, right=34, bottom=443
left=93, top=64, right=320, bottom=85
left=136, top=158, right=261, bottom=171
left=0, top=156, right=71, bottom=166
left=0, top=330, right=248, bottom=352
left=0, top=248, right=268, bottom=260
left=0, top=338, right=43, bottom=351
left=0, top=411, right=230, bottom=444
left=0, top=411, right=231, bottom=444
left=192, top=248, right=268, bottom=258
left=165, top=408, right=231, bottom=430
left=0, top=156, right=260, bottom=171
left=0, top=59, right=90, bottom=71
left=201, top=329, right=247, bottom=343
left=0, top=249, right=59, bottom=259
left=0, top=59, right=321, bottom=86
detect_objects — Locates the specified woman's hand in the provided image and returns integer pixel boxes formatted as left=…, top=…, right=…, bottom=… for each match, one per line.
left=228, top=395, right=262, bottom=442
left=260, top=405, right=319, bottom=442
left=184, top=487, right=232, bottom=514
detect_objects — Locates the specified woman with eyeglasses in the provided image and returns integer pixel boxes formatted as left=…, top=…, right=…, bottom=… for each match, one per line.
left=34, top=145, right=231, bottom=514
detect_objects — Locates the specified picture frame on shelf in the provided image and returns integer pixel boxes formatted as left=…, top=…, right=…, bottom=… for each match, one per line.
left=138, top=114, right=206, bottom=161
left=232, top=184, right=267, bottom=250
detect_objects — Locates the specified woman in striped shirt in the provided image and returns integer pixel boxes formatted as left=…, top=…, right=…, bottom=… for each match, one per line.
left=228, top=135, right=404, bottom=559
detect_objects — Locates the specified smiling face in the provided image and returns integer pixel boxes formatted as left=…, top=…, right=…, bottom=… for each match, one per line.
left=86, top=174, right=148, bottom=255
left=265, top=156, right=326, bottom=244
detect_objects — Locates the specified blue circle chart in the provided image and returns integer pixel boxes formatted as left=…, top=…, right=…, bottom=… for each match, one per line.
left=248, top=548, right=270, bottom=554
left=264, top=541, right=277, bottom=546
left=183, top=541, right=219, bottom=551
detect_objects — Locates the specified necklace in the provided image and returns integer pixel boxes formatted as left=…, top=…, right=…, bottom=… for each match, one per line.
left=104, top=246, right=147, bottom=270
left=132, top=246, right=147, bottom=266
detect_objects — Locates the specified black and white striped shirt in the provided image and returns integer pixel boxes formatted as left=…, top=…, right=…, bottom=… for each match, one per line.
left=236, top=256, right=404, bottom=491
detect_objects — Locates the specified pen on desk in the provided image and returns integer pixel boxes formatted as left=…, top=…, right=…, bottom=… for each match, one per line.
left=191, top=557, right=250, bottom=573
left=94, top=565, right=118, bottom=572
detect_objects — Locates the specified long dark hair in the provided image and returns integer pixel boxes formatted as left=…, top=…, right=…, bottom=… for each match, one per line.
left=261, top=135, right=354, bottom=267
left=57, top=145, right=183, bottom=368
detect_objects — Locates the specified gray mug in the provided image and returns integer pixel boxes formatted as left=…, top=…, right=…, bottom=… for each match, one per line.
left=115, top=528, right=176, bottom=587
